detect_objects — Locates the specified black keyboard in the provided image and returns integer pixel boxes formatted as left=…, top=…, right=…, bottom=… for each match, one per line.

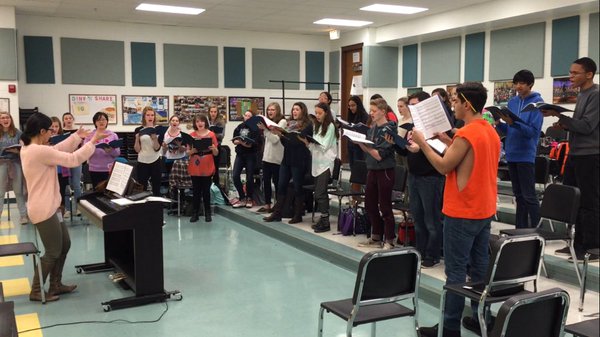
left=126, top=191, right=153, bottom=201
left=92, top=196, right=125, bottom=214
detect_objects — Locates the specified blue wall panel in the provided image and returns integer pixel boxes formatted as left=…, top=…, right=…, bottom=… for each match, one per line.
left=24, top=36, right=55, bottom=84
left=224, top=47, right=245, bottom=88
left=305, top=51, right=325, bottom=90
left=402, top=44, right=418, bottom=87
left=551, top=16, right=579, bottom=77
left=131, top=42, right=156, bottom=87
left=465, top=32, right=485, bottom=82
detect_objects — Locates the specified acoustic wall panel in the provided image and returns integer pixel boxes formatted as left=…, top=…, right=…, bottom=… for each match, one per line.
left=164, top=44, right=218, bottom=87
left=363, top=46, right=398, bottom=88
left=61, top=38, right=125, bottom=85
left=465, top=32, right=485, bottom=82
left=421, top=37, right=460, bottom=86
left=489, top=23, right=545, bottom=80
left=24, top=36, right=55, bottom=84
left=590, top=13, right=599, bottom=72
left=329, top=51, right=340, bottom=91
left=305, top=51, right=324, bottom=90
left=0, top=28, right=17, bottom=80
left=402, top=44, right=418, bottom=87
left=252, top=48, right=300, bottom=90
left=224, top=47, right=245, bottom=88
left=131, top=42, right=156, bottom=87
left=551, top=16, right=579, bottom=77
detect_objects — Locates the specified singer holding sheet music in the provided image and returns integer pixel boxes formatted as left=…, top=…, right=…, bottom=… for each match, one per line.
left=134, top=107, right=162, bottom=196
left=187, top=113, right=219, bottom=222
left=495, top=70, right=544, bottom=229
left=0, top=111, right=28, bottom=224
left=83, top=112, right=121, bottom=188
left=231, top=111, right=261, bottom=209
left=20, top=112, right=107, bottom=302
left=355, top=98, right=397, bottom=249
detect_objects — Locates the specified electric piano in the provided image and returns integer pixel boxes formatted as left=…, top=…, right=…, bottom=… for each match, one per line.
left=76, top=191, right=181, bottom=311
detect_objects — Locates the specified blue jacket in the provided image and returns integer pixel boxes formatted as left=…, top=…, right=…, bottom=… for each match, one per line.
left=496, top=91, right=544, bottom=163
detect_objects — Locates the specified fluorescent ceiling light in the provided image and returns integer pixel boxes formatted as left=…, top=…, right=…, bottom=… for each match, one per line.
left=314, top=18, right=372, bottom=27
left=360, top=4, right=428, bottom=14
left=135, top=3, right=205, bottom=15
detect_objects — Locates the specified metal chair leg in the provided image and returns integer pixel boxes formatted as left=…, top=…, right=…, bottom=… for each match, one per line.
left=370, top=322, right=376, bottom=337
left=579, top=252, right=590, bottom=312
left=438, top=289, right=447, bottom=337
left=317, top=307, right=325, bottom=337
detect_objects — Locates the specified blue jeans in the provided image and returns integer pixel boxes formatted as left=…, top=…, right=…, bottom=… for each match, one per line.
left=443, top=215, right=491, bottom=331
left=408, top=173, right=444, bottom=262
left=508, top=162, right=539, bottom=228
left=233, top=152, right=257, bottom=200
left=65, top=166, right=82, bottom=212
left=277, top=163, right=306, bottom=198
left=0, top=161, right=27, bottom=216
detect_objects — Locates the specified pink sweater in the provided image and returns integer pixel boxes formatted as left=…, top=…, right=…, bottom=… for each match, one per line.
left=20, top=133, right=95, bottom=224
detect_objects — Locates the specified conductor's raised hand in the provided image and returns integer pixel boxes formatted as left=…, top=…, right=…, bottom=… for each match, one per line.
left=76, top=126, right=92, bottom=139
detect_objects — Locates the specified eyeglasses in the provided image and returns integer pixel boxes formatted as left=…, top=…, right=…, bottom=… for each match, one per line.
left=460, top=92, right=478, bottom=114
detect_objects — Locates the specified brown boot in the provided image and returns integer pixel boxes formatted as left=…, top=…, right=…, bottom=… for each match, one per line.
left=30, top=259, right=59, bottom=302
left=48, top=255, right=77, bottom=296
left=288, top=198, right=304, bottom=224
left=263, top=194, right=284, bottom=222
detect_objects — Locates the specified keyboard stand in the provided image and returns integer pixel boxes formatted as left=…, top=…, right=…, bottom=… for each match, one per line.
left=75, top=262, right=114, bottom=274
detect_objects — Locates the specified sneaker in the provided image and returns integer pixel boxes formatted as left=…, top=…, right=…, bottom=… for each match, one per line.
left=20, top=215, right=30, bottom=225
left=419, top=324, right=461, bottom=337
left=462, top=316, right=494, bottom=336
left=245, top=198, right=253, bottom=208
left=383, top=242, right=395, bottom=250
left=555, top=246, right=571, bottom=256
left=232, top=200, right=245, bottom=208
left=358, top=239, right=383, bottom=248
left=422, top=259, right=440, bottom=269
left=63, top=211, right=71, bottom=219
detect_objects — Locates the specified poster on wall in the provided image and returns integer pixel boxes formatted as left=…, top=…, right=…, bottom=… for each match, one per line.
left=493, top=81, right=515, bottom=106
left=552, top=77, right=579, bottom=104
left=69, top=94, right=118, bottom=124
left=121, top=95, right=169, bottom=125
left=0, top=98, right=8, bottom=113
left=228, top=97, right=265, bottom=121
left=173, top=96, right=227, bottom=125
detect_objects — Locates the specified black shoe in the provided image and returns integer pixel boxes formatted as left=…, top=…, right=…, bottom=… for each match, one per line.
left=288, top=216, right=302, bottom=224
left=190, top=214, right=199, bottom=223
left=462, top=316, right=494, bottom=336
left=555, top=246, right=571, bottom=256
left=205, top=214, right=212, bottom=222
left=263, top=212, right=282, bottom=222
left=419, top=324, right=461, bottom=337
left=313, top=224, right=331, bottom=233
left=421, top=259, right=440, bottom=269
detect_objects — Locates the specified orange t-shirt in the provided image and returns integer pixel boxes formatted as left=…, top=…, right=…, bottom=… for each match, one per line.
left=187, top=131, right=218, bottom=177
left=443, top=119, right=501, bottom=219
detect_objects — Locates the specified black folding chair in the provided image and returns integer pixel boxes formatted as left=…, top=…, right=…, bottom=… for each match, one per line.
left=489, top=288, right=570, bottom=337
left=500, top=184, right=582, bottom=286
left=0, top=242, right=45, bottom=303
left=438, top=235, right=545, bottom=337
left=318, top=248, right=421, bottom=337
left=391, top=165, right=411, bottom=246
left=565, top=318, right=600, bottom=337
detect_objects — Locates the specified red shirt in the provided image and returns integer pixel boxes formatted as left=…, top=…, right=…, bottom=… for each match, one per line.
left=187, top=131, right=218, bottom=177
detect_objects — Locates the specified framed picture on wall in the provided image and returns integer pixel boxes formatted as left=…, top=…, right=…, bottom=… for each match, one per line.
left=0, top=98, right=8, bottom=113
left=69, top=94, right=118, bottom=124
left=406, top=87, right=423, bottom=96
left=493, top=81, right=515, bottom=106
left=228, top=97, right=265, bottom=122
left=121, top=95, right=169, bottom=125
left=552, top=77, right=579, bottom=104
left=173, top=96, right=227, bottom=125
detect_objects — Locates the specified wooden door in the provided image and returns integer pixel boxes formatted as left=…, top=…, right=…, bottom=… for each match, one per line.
left=340, top=43, right=363, bottom=164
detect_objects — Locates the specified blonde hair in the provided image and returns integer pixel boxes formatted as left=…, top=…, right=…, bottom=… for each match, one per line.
left=141, top=106, right=155, bottom=126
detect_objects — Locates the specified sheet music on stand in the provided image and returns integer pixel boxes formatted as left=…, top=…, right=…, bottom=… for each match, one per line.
left=106, top=161, right=133, bottom=197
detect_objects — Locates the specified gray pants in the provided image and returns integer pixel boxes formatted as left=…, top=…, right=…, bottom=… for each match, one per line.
left=314, top=169, right=331, bottom=217
left=35, top=213, right=71, bottom=264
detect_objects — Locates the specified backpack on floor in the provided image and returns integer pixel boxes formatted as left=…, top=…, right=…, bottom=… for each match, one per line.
left=397, top=217, right=415, bottom=246
left=338, top=207, right=355, bottom=236
left=354, top=207, right=370, bottom=236
left=210, top=183, right=227, bottom=205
